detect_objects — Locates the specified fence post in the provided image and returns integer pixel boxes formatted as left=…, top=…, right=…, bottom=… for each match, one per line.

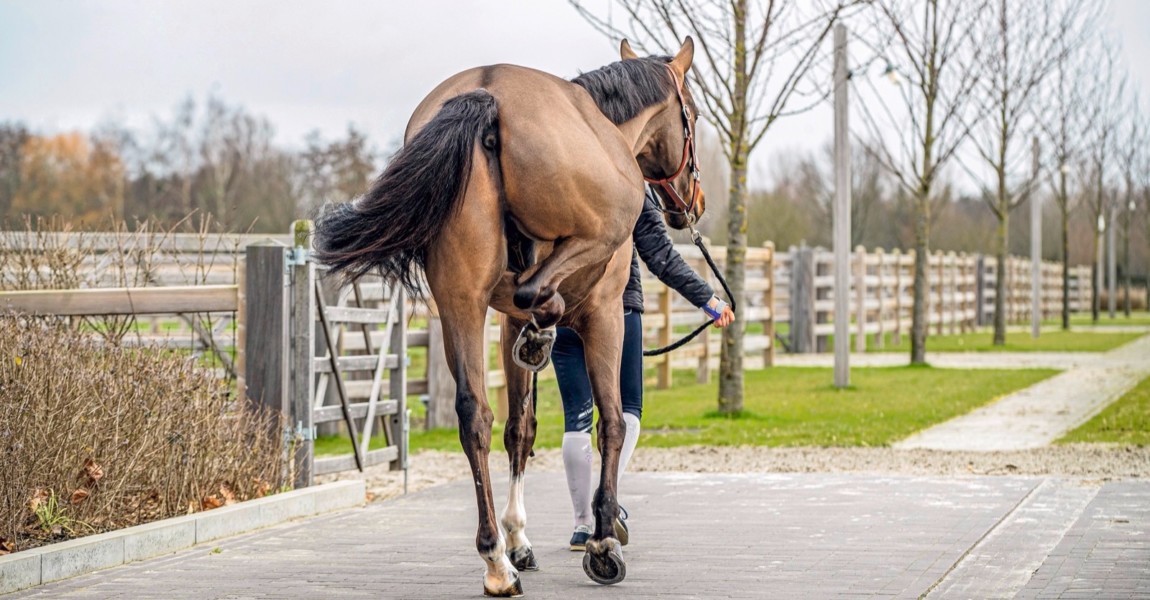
left=934, top=251, right=943, bottom=335
left=947, top=252, right=957, bottom=334
left=790, top=245, right=815, bottom=353
left=243, top=242, right=288, bottom=418
left=657, top=285, right=672, bottom=389
left=235, top=258, right=248, bottom=406
left=763, top=241, right=776, bottom=366
left=425, top=301, right=458, bottom=430
left=975, top=255, right=986, bottom=327
left=874, top=248, right=885, bottom=349
left=892, top=248, right=903, bottom=346
left=288, top=220, right=316, bottom=488
left=388, top=287, right=408, bottom=472
left=855, top=245, right=867, bottom=353
left=697, top=249, right=712, bottom=383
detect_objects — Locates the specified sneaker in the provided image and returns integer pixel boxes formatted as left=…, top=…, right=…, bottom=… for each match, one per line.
left=614, top=506, right=629, bottom=546
left=569, top=524, right=592, bottom=551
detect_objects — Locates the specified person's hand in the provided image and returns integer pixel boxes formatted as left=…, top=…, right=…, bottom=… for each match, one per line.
left=713, top=304, right=735, bottom=328
left=704, top=296, right=735, bottom=328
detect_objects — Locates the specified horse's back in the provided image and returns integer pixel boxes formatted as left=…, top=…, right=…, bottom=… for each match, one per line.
left=408, top=64, right=643, bottom=243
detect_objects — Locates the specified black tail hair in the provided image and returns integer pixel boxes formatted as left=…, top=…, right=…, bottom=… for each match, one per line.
left=314, top=90, right=499, bottom=296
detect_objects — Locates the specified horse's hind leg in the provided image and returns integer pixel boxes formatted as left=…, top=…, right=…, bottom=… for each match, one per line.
left=426, top=149, right=521, bottom=598
left=499, top=315, right=539, bottom=572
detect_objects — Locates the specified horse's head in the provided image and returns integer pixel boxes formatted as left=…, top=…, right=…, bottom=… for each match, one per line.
left=625, top=37, right=705, bottom=231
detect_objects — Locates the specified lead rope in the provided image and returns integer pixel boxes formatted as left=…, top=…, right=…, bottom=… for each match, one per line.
left=643, top=226, right=736, bottom=357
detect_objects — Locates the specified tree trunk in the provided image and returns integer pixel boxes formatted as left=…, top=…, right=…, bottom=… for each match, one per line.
left=718, top=154, right=748, bottom=414
left=1060, top=203, right=1070, bottom=330
left=993, top=211, right=1008, bottom=345
left=910, top=191, right=930, bottom=365
left=1091, top=229, right=1100, bottom=323
left=1123, top=216, right=1131, bottom=318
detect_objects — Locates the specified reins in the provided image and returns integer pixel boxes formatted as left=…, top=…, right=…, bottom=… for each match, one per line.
left=643, top=224, right=736, bottom=357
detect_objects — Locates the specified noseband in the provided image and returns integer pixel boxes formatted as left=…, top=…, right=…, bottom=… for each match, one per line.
left=644, top=64, right=701, bottom=220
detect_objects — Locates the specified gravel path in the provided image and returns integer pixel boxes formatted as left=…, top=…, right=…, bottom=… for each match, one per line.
left=320, top=444, right=1150, bottom=504
left=895, top=334, right=1150, bottom=450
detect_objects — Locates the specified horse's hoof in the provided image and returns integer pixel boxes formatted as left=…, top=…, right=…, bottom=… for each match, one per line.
left=582, top=538, right=626, bottom=585
left=511, top=324, right=554, bottom=372
left=508, top=546, right=539, bottom=572
left=483, top=573, right=524, bottom=598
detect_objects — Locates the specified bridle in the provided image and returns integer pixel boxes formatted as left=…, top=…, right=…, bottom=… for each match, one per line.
left=638, top=66, right=739, bottom=358
left=643, top=64, right=701, bottom=221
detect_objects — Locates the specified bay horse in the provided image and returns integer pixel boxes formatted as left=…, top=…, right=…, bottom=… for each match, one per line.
left=314, top=38, right=704, bottom=597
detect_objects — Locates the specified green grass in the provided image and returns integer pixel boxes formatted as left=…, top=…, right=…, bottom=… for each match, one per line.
left=1063, top=312, right=1150, bottom=327
left=866, top=330, right=1142, bottom=353
left=1058, top=374, right=1150, bottom=445
left=316, top=366, right=1054, bottom=455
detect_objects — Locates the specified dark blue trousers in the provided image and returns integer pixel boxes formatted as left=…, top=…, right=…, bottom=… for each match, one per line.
left=552, top=311, right=643, bottom=433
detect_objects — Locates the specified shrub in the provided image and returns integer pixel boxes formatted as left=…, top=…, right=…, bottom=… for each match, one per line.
left=0, top=317, right=283, bottom=552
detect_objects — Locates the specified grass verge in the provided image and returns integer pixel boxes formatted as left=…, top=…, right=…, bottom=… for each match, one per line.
left=1058, top=374, right=1150, bottom=445
left=867, top=330, right=1142, bottom=353
left=317, top=366, right=1054, bottom=455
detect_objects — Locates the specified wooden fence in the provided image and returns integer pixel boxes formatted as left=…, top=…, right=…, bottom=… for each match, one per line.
left=2, top=228, right=1101, bottom=435
left=777, top=245, right=1093, bottom=352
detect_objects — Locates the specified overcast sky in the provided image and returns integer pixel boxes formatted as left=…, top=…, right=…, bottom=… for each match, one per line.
left=1, top=1, right=1147, bottom=189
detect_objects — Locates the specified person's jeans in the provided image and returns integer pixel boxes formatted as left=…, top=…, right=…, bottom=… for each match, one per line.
left=552, top=310, right=643, bottom=433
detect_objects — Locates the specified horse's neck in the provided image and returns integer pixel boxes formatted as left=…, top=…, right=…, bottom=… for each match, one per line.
left=614, top=103, right=668, bottom=157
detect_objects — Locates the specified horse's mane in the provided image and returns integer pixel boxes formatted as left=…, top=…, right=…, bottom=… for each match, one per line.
left=572, top=56, right=674, bottom=125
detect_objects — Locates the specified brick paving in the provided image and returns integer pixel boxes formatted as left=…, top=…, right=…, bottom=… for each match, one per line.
left=8, top=473, right=1147, bottom=599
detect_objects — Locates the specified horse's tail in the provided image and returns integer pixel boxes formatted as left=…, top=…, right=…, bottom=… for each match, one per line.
left=314, top=89, right=499, bottom=295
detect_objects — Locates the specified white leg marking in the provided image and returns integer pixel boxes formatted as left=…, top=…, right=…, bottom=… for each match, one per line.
left=501, top=475, right=531, bottom=552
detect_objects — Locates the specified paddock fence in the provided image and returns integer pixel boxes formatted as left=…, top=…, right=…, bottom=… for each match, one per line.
left=0, top=226, right=1100, bottom=443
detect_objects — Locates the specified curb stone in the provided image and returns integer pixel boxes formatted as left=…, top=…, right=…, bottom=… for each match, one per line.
left=0, top=480, right=364, bottom=595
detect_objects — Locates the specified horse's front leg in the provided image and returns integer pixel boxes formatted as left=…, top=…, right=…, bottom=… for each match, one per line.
left=573, top=308, right=628, bottom=585
left=500, top=315, right=539, bottom=573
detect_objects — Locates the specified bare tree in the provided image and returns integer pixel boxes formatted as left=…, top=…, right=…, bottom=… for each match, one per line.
left=854, top=0, right=990, bottom=364
left=570, top=0, right=857, bottom=413
left=1035, top=3, right=1105, bottom=330
left=1117, top=97, right=1145, bottom=317
left=1079, top=39, right=1126, bottom=322
left=966, top=0, right=1093, bottom=345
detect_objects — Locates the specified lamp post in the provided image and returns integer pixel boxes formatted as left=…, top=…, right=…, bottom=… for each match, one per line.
left=1096, top=212, right=1104, bottom=321
left=833, top=23, right=851, bottom=388
left=1030, top=137, right=1041, bottom=339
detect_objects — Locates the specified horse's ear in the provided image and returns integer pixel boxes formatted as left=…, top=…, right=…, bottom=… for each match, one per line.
left=669, top=36, right=695, bottom=76
left=620, top=39, right=639, bottom=60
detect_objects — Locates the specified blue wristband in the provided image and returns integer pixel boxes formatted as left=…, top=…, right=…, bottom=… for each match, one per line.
left=702, top=298, right=727, bottom=321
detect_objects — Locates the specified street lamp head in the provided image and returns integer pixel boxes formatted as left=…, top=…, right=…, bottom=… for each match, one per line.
left=882, top=62, right=899, bottom=85
left=1059, top=163, right=1069, bottom=174
left=1130, top=199, right=1137, bottom=212
left=1097, top=214, right=1105, bottom=233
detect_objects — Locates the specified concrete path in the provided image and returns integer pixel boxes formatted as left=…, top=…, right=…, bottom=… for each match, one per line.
left=894, top=335, right=1150, bottom=451
left=8, top=472, right=1147, bottom=599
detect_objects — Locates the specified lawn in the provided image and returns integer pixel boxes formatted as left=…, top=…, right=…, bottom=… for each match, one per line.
left=1058, top=374, right=1150, bottom=445
left=316, top=366, right=1054, bottom=455
left=866, top=330, right=1143, bottom=353
left=1063, top=312, right=1150, bottom=327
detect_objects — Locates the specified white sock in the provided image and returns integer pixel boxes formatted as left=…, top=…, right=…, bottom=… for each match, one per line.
left=616, top=412, right=641, bottom=490
left=562, top=431, right=594, bottom=528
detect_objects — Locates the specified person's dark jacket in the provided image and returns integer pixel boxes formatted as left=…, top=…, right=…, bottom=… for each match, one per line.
left=624, top=187, right=714, bottom=313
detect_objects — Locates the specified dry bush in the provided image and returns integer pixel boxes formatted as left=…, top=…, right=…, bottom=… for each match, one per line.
left=0, top=316, right=283, bottom=553
left=0, top=214, right=244, bottom=375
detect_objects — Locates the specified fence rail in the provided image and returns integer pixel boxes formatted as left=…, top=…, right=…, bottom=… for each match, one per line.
left=778, top=245, right=1094, bottom=352
left=2, top=229, right=1102, bottom=442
